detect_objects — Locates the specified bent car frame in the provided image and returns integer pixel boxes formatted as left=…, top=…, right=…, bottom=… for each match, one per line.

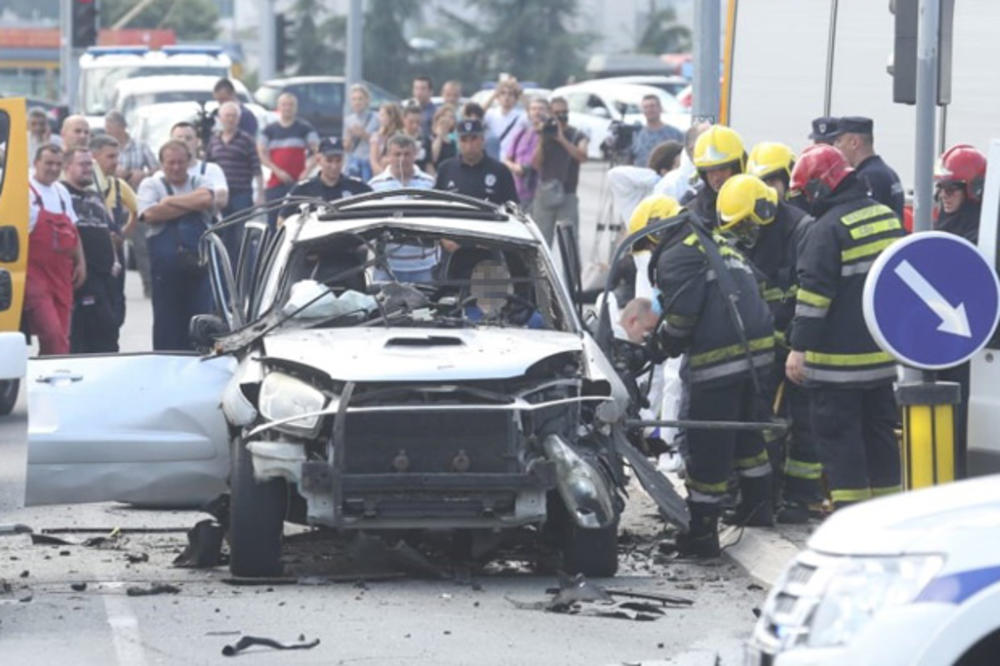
left=25, top=189, right=685, bottom=578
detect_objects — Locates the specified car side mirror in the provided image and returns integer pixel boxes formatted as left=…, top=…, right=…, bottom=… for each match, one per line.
left=189, top=314, right=229, bottom=353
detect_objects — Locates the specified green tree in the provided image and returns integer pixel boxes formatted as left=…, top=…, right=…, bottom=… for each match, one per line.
left=362, top=0, right=422, bottom=97
left=101, top=0, right=220, bottom=42
left=636, top=4, right=692, bottom=55
left=287, top=0, right=345, bottom=75
left=443, top=0, right=592, bottom=89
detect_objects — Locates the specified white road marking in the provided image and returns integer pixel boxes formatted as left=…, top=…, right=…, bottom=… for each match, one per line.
left=100, top=583, right=150, bottom=666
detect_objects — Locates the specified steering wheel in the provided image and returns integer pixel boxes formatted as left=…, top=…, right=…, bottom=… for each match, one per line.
left=450, top=292, right=537, bottom=319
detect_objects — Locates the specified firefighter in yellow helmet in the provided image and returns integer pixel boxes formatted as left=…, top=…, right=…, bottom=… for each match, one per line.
left=717, top=174, right=820, bottom=523
left=612, top=195, right=683, bottom=306
left=747, top=141, right=809, bottom=213
left=687, top=124, right=746, bottom=226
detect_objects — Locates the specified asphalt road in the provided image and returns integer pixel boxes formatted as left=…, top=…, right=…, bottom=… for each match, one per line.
left=0, top=166, right=765, bottom=665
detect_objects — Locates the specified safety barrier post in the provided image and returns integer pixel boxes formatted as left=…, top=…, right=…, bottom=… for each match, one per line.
left=896, top=380, right=961, bottom=489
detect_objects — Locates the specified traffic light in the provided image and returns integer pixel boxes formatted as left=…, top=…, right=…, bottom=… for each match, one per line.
left=890, top=0, right=955, bottom=105
left=71, top=0, right=99, bottom=49
left=275, top=13, right=290, bottom=73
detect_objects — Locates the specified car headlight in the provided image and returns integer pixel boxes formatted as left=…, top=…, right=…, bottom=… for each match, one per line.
left=258, top=371, right=327, bottom=436
left=807, top=554, right=944, bottom=648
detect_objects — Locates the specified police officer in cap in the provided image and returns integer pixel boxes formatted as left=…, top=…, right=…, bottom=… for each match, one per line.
left=278, top=136, right=371, bottom=225
left=830, top=116, right=905, bottom=217
left=434, top=118, right=519, bottom=205
left=808, top=116, right=839, bottom=145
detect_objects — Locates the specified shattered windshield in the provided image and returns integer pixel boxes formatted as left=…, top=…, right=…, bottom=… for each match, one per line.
left=271, top=229, right=571, bottom=332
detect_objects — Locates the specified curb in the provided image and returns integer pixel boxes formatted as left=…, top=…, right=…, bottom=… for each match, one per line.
left=720, top=524, right=804, bottom=588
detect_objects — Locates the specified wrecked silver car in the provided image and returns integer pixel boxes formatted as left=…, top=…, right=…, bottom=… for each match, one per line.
left=26, top=190, right=682, bottom=578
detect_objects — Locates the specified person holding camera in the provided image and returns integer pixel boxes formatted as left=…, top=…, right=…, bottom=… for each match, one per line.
left=136, top=140, right=216, bottom=351
left=530, top=96, right=588, bottom=244
left=630, top=94, right=683, bottom=167
left=503, top=97, right=548, bottom=209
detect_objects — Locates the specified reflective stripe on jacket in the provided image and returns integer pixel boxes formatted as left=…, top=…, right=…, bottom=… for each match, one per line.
left=790, top=177, right=906, bottom=387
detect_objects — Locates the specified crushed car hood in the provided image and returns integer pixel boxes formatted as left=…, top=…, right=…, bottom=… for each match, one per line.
left=262, top=327, right=585, bottom=381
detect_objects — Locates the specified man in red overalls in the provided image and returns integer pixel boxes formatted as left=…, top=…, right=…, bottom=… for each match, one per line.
left=25, top=145, right=86, bottom=355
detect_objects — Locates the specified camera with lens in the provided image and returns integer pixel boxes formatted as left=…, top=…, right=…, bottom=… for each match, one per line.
left=542, top=117, right=559, bottom=135
left=601, top=120, right=641, bottom=161
left=194, top=101, right=218, bottom=150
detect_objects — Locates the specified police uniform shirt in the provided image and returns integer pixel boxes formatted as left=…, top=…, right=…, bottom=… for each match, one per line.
left=434, top=154, right=519, bottom=205
left=856, top=154, right=904, bottom=217
left=280, top=174, right=372, bottom=219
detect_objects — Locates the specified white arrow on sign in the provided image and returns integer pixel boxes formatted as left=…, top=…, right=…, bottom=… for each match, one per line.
left=894, top=259, right=972, bottom=338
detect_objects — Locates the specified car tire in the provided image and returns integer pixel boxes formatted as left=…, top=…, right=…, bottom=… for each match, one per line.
left=0, top=380, right=19, bottom=416
left=561, top=517, right=620, bottom=578
left=229, top=437, right=287, bottom=577
left=548, top=492, right=620, bottom=577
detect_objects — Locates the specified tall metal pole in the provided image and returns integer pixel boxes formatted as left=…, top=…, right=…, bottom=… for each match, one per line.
left=59, top=0, right=71, bottom=107
left=692, top=0, right=721, bottom=124
left=345, top=0, right=363, bottom=88
left=913, top=0, right=940, bottom=234
left=258, top=0, right=275, bottom=83
left=823, top=0, right=839, bottom=116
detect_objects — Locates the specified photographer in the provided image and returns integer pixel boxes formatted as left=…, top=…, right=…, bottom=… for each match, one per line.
left=630, top=94, right=683, bottom=167
left=530, top=97, right=588, bottom=244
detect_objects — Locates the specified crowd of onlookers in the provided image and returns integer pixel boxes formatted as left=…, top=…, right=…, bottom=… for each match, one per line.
left=19, top=72, right=692, bottom=355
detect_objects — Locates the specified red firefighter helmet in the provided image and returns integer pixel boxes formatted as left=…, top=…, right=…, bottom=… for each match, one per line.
left=934, top=144, right=987, bottom=202
left=789, top=144, right=854, bottom=203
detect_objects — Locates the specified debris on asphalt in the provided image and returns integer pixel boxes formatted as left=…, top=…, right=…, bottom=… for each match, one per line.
left=0, top=523, right=33, bottom=536
left=172, top=519, right=226, bottom=569
left=30, top=533, right=76, bottom=546
left=41, top=527, right=189, bottom=534
left=125, top=552, right=150, bottom=564
left=19, top=570, right=28, bottom=578
left=221, top=634, right=320, bottom=657
left=506, top=572, right=693, bottom=621
left=126, top=583, right=181, bottom=597
left=70, top=582, right=87, bottom=591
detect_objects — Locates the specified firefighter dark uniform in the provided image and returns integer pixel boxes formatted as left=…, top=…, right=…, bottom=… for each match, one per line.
left=688, top=125, right=746, bottom=228
left=932, top=144, right=988, bottom=477
left=789, top=144, right=905, bottom=509
left=649, top=213, right=775, bottom=556
left=63, top=181, right=120, bottom=353
left=744, top=144, right=823, bottom=518
left=717, top=174, right=822, bottom=519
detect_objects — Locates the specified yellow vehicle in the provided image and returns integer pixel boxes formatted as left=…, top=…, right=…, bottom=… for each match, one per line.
left=0, top=97, right=29, bottom=415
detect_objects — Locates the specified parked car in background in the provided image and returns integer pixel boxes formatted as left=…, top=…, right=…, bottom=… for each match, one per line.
left=0, top=97, right=28, bottom=416
left=254, top=76, right=399, bottom=139
left=111, top=75, right=253, bottom=129
left=79, top=45, right=234, bottom=129
left=549, top=81, right=690, bottom=159
left=594, top=75, right=690, bottom=97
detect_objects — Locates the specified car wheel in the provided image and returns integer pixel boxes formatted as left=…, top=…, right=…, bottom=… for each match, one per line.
left=0, top=379, right=19, bottom=416
left=561, top=517, right=620, bottom=578
left=229, top=437, right=287, bottom=577
left=548, top=492, right=620, bottom=577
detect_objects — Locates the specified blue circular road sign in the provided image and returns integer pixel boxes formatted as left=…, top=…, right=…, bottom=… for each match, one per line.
left=863, top=232, right=1000, bottom=370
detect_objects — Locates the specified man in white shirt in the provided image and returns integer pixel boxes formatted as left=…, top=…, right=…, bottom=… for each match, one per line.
left=483, top=80, right=527, bottom=161
left=136, top=139, right=216, bottom=350
left=368, top=134, right=438, bottom=282
left=169, top=121, right=229, bottom=214
left=25, top=144, right=86, bottom=355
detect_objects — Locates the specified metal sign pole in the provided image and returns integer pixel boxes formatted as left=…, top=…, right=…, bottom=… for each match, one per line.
left=823, top=0, right=839, bottom=116
left=258, top=0, right=275, bottom=83
left=692, top=0, right=720, bottom=124
left=913, top=0, right=940, bottom=234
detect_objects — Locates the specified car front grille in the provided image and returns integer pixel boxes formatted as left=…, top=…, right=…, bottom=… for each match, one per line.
left=342, top=410, right=519, bottom=475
